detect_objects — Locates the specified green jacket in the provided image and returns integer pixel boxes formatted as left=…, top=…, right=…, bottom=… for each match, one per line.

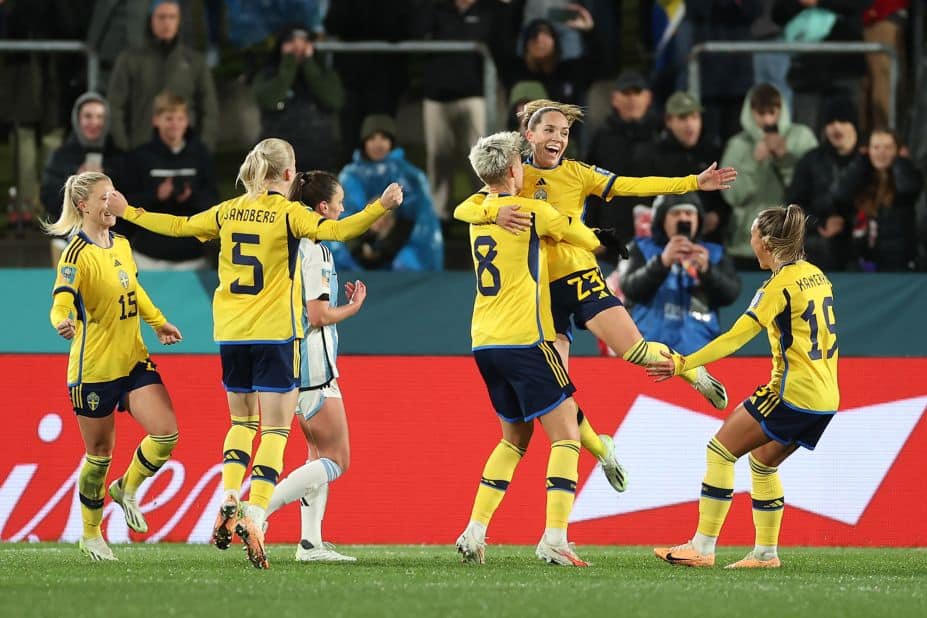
left=107, top=37, right=219, bottom=151
left=252, top=54, right=345, bottom=113
left=720, top=85, right=817, bottom=258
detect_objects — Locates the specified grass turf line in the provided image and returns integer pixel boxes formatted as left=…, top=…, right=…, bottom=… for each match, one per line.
left=0, top=544, right=924, bottom=618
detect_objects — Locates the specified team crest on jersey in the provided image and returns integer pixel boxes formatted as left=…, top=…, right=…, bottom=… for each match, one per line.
left=534, top=188, right=548, bottom=200
left=118, top=270, right=130, bottom=289
left=60, top=265, right=76, bottom=284
left=86, top=392, right=100, bottom=411
left=320, top=267, right=331, bottom=288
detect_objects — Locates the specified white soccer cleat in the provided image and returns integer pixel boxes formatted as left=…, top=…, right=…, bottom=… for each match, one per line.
left=455, top=527, right=486, bottom=565
left=535, top=537, right=588, bottom=567
left=108, top=478, right=148, bottom=534
left=79, top=536, right=118, bottom=561
left=597, top=434, right=628, bottom=493
left=692, top=366, right=729, bottom=410
left=295, top=540, right=357, bottom=563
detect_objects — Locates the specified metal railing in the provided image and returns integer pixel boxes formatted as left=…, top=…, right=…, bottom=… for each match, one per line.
left=0, top=40, right=100, bottom=92
left=688, top=41, right=898, bottom=128
left=314, top=40, right=498, bottom=132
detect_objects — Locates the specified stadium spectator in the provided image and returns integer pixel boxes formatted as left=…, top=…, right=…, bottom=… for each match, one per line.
left=583, top=70, right=662, bottom=253
left=834, top=129, right=924, bottom=271
left=107, top=0, right=219, bottom=151
left=620, top=193, right=741, bottom=355
left=860, top=1, right=909, bottom=134
left=751, top=0, right=792, bottom=112
left=412, top=0, right=515, bottom=224
left=121, top=92, right=218, bottom=270
left=506, top=80, right=549, bottom=130
left=634, top=91, right=729, bottom=244
left=687, top=0, right=761, bottom=144
left=324, top=0, right=415, bottom=165
left=720, top=83, right=817, bottom=269
left=40, top=92, right=125, bottom=264
left=772, top=0, right=868, bottom=131
left=335, top=115, right=444, bottom=272
left=518, top=1, right=594, bottom=62
left=87, top=0, right=150, bottom=91
left=253, top=25, right=345, bottom=173
left=786, top=96, right=860, bottom=271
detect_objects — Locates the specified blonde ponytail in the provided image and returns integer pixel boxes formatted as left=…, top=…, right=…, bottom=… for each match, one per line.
left=236, top=138, right=295, bottom=198
left=756, top=204, right=808, bottom=265
left=41, top=171, right=110, bottom=237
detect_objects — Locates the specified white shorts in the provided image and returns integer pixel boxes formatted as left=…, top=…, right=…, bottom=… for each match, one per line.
left=297, top=379, right=341, bottom=421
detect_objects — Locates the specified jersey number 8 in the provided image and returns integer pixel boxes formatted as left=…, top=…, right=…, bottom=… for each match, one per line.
left=473, top=236, right=500, bottom=296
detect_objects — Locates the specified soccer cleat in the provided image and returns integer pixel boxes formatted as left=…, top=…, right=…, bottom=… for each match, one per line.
left=211, top=496, right=240, bottom=550
left=235, top=512, right=269, bottom=569
left=535, top=538, right=588, bottom=567
left=597, top=434, right=628, bottom=493
left=725, top=552, right=781, bottom=569
left=654, top=542, right=715, bottom=567
left=295, top=540, right=357, bottom=563
left=79, top=536, right=118, bottom=561
left=108, top=478, right=148, bottom=534
left=692, top=366, right=729, bottom=410
left=455, top=528, right=486, bottom=565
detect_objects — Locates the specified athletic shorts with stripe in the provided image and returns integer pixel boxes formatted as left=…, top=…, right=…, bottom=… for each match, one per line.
left=744, top=384, right=835, bottom=450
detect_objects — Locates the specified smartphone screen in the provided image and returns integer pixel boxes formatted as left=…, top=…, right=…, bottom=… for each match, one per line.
left=676, top=220, right=692, bottom=237
left=84, top=152, right=103, bottom=168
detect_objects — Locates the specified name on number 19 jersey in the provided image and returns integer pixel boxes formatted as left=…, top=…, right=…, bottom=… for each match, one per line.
left=469, top=194, right=600, bottom=349
left=745, top=260, right=840, bottom=413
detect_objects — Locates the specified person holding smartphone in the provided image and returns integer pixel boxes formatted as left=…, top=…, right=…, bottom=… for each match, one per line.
left=620, top=193, right=741, bottom=355
left=40, top=92, right=125, bottom=265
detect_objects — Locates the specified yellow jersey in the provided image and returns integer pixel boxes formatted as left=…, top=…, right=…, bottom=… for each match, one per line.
left=50, top=232, right=167, bottom=385
left=123, top=191, right=386, bottom=343
left=456, top=159, right=698, bottom=281
left=469, top=194, right=600, bottom=349
left=681, top=260, right=839, bottom=413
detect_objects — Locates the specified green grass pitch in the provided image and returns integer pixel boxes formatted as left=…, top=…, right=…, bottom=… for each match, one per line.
left=1, top=544, right=925, bottom=617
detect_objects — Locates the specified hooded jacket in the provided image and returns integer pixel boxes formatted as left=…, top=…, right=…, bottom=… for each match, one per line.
left=107, top=19, right=219, bottom=151
left=333, top=147, right=444, bottom=272
left=720, top=84, right=817, bottom=258
left=620, top=194, right=741, bottom=354
left=40, top=92, right=124, bottom=220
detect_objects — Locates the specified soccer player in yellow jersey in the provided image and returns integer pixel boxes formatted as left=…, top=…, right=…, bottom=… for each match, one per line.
left=43, top=172, right=183, bottom=561
left=649, top=205, right=839, bottom=569
left=456, top=131, right=616, bottom=567
left=105, top=138, right=402, bottom=568
left=455, top=100, right=737, bottom=493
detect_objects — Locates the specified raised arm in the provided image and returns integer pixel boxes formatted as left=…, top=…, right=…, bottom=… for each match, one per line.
left=106, top=188, right=220, bottom=240
left=291, top=184, right=402, bottom=242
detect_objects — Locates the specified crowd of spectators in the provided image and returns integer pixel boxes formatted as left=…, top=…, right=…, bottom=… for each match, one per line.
left=1, top=0, right=925, bottom=274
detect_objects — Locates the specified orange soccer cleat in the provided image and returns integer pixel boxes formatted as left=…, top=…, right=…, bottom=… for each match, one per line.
left=236, top=514, right=269, bottom=569
left=211, top=496, right=240, bottom=550
left=654, top=542, right=715, bottom=567
left=725, top=552, right=781, bottom=569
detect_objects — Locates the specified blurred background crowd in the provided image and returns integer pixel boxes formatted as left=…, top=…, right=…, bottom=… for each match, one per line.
left=1, top=0, right=925, bottom=278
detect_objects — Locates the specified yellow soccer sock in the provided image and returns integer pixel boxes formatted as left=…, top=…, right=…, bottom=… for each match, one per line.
left=577, top=409, right=607, bottom=460
left=121, top=433, right=179, bottom=495
left=221, top=415, right=259, bottom=494
left=545, top=440, right=581, bottom=530
left=696, top=437, right=737, bottom=540
left=750, top=455, right=784, bottom=550
left=78, top=454, right=111, bottom=539
left=622, top=338, right=699, bottom=384
left=469, top=440, right=525, bottom=525
left=248, top=426, right=290, bottom=510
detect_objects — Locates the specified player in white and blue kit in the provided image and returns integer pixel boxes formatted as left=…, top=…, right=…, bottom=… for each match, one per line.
left=265, top=171, right=399, bottom=562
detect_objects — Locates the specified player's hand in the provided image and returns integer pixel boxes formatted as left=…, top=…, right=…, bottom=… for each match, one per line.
left=56, top=318, right=76, bottom=340
left=103, top=189, right=129, bottom=217
left=697, top=162, right=736, bottom=191
left=345, top=280, right=367, bottom=307
left=594, top=227, right=630, bottom=259
left=380, top=183, right=404, bottom=210
left=495, top=205, right=532, bottom=234
left=645, top=350, right=679, bottom=382
left=156, top=177, right=174, bottom=201
left=156, top=322, right=183, bottom=345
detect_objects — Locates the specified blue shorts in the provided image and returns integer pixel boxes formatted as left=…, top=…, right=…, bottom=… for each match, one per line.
left=473, top=342, right=576, bottom=423
left=550, top=268, right=623, bottom=338
left=744, top=385, right=834, bottom=450
left=220, top=340, right=300, bottom=393
left=69, top=359, right=163, bottom=418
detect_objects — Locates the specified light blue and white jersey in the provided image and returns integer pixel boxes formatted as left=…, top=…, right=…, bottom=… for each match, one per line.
left=299, top=239, right=339, bottom=389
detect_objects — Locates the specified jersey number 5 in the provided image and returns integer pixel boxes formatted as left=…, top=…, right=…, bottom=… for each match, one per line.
left=801, top=296, right=837, bottom=360
left=473, top=236, right=500, bottom=296
left=231, top=233, right=264, bottom=295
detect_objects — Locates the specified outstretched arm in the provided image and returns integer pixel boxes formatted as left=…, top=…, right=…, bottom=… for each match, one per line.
left=646, top=314, right=762, bottom=381
left=106, top=189, right=220, bottom=241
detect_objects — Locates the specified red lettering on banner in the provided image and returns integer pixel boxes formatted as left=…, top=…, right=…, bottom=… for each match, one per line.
left=2, top=355, right=926, bottom=546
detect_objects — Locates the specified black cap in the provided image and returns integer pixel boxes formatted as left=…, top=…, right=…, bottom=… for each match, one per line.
left=614, top=70, right=648, bottom=92
left=821, top=97, right=858, bottom=128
